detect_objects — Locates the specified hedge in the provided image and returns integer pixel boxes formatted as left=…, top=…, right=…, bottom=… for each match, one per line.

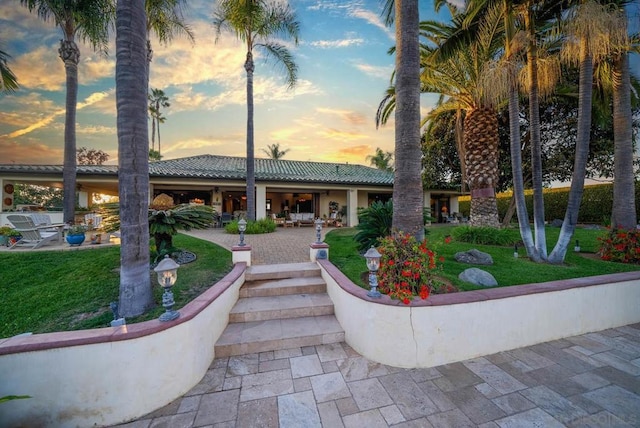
left=458, top=183, right=639, bottom=225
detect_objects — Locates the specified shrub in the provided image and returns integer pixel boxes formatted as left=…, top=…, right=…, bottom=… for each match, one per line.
left=224, top=218, right=276, bottom=234
left=452, top=225, right=520, bottom=246
left=355, top=201, right=431, bottom=252
left=598, top=228, right=640, bottom=264
left=376, top=231, right=443, bottom=304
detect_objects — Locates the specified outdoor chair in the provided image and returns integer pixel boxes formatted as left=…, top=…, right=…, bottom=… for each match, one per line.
left=326, top=212, right=340, bottom=227
left=271, top=213, right=286, bottom=227
left=29, top=213, right=61, bottom=234
left=7, top=214, right=63, bottom=250
left=220, top=212, right=233, bottom=227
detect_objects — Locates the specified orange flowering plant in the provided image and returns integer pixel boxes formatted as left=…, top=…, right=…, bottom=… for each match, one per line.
left=376, top=231, right=446, bottom=304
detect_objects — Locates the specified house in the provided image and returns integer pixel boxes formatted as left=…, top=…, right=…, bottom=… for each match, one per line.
left=0, top=154, right=464, bottom=226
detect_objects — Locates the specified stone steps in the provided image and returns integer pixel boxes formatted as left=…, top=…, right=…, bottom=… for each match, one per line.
left=215, top=263, right=344, bottom=357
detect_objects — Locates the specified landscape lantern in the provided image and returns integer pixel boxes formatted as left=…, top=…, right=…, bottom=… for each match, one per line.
left=238, top=218, right=247, bottom=247
left=154, top=256, right=180, bottom=322
left=364, top=246, right=382, bottom=298
left=314, top=218, right=323, bottom=244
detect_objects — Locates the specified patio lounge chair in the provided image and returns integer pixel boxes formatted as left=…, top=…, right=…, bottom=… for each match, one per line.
left=7, top=214, right=63, bottom=250
left=84, top=213, right=102, bottom=230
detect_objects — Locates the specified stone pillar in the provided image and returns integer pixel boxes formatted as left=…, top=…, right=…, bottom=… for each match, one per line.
left=346, top=188, right=358, bottom=227
left=232, top=245, right=252, bottom=266
left=256, top=184, right=267, bottom=220
left=310, top=243, right=329, bottom=262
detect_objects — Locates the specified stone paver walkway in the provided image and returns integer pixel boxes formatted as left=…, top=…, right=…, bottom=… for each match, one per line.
left=117, top=227, right=640, bottom=427
left=183, top=226, right=325, bottom=265
left=118, top=324, right=640, bottom=427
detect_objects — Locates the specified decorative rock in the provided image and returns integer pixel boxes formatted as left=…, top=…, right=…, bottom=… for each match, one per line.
left=459, top=268, right=498, bottom=287
left=551, top=219, right=563, bottom=227
left=454, top=249, right=494, bottom=265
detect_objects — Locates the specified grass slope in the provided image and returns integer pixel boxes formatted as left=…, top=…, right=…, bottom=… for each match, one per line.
left=325, top=226, right=640, bottom=291
left=0, top=234, right=232, bottom=338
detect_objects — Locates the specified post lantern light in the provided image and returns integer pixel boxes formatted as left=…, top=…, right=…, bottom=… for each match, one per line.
left=363, top=246, right=382, bottom=298
left=154, top=256, right=180, bottom=322
left=238, top=218, right=247, bottom=247
left=314, top=218, right=323, bottom=244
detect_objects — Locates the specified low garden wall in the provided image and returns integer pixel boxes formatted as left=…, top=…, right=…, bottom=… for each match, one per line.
left=318, top=259, right=640, bottom=368
left=0, top=263, right=246, bottom=428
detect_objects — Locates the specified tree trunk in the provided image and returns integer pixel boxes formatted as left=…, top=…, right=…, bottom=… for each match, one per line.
left=525, top=6, right=547, bottom=258
left=612, top=51, right=636, bottom=229
left=392, top=0, right=424, bottom=241
left=245, top=52, right=256, bottom=221
left=59, top=39, right=79, bottom=225
left=116, top=0, right=153, bottom=317
left=157, top=114, right=161, bottom=156
left=464, top=107, right=500, bottom=228
left=455, top=108, right=467, bottom=193
left=549, top=38, right=593, bottom=263
left=150, top=115, right=156, bottom=151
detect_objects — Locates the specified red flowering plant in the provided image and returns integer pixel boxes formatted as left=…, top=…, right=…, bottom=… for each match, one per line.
left=376, top=231, right=445, bottom=304
left=597, top=228, right=640, bottom=264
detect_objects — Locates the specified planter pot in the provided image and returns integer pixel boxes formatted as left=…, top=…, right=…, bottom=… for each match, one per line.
left=66, top=234, right=85, bottom=246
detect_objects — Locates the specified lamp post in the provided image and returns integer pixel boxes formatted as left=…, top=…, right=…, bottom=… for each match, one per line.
left=238, top=218, right=247, bottom=247
left=314, top=218, right=323, bottom=244
left=574, top=240, right=580, bottom=253
left=514, top=244, right=519, bottom=258
left=364, top=246, right=382, bottom=298
left=154, top=256, right=180, bottom=322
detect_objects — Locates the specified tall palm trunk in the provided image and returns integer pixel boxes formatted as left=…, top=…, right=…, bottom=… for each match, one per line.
left=245, top=52, right=256, bottom=221
left=157, top=112, right=162, bottom=156
left=116, top=0, right=153, bottom=317
left=525, top=6, right=547, bottom=258
left=455, top=108, right=467, bottom=192
left=59, top=38, right=80, bottom=225
left=150, top=114, right=156, bottom=151
left=392, top=0, right=423, bottom=240
left=611, top=50, right=636, bottom=229
left=549, top=38, right=593, bottom=263
left=464, top=107, right=500, bottom=227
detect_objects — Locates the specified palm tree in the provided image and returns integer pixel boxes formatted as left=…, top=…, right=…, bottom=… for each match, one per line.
left=115, top=0, right=153, bottom=317
left=145, top=0, right=193, bottom=62
left=0, top=48, right=18, bottom=93
left=610, top=2, right=636, bottom=230
left=366, top=147, right=394, bottom=171
left=148, top=88, right=170, bottom=154
left=549, top=0, right=628, bottom=263
left=261, top=142, right=289, bottom=159
left=20, top=0, right=113, bottom=225
left=380, top=0, right=424, bottom=239
left=213, top=0, right=300, bottom=222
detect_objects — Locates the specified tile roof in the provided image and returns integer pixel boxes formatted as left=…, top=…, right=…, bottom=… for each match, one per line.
left=0, top=154, right=394, bottom=186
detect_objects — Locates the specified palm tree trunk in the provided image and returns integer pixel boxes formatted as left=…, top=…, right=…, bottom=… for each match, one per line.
left=151, top=115, right=156, bottom=151
left=116, top=0, right=153, bottom=317
left=525, top=6, right=547, bottom=258
left=612, top=51, right=636, bottom=229
left=464, top=107, right=500, bottom=228
left=59, top=39, right=80, bottom=225
left=392, top=0, right=424, bottom=241
left=549, top=39, right=593, bottom=263
left=455, top=109, right=467, bottom=193
left=245, top=52, right=256, bottom=221
left=157, top=115, right=161, bottom=156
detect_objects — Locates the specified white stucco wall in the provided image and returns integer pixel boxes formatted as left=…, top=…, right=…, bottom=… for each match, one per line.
left=0, top=265, right=245, bottom=428
left=319, top=261, right=640, bottom=368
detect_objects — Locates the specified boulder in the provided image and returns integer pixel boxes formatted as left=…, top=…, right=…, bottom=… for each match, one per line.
left=459, top=268, right=498, bottom=287
left=454, top=249, right=494, bottom=265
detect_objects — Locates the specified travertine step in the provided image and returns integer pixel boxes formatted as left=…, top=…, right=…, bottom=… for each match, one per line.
left=239, top=276, right=326, bottom=298
left=215, top=315, right=345, bottom=357
left=245, top=262, right=320, bottom=282
left=230, top=293, right=334, bottom=322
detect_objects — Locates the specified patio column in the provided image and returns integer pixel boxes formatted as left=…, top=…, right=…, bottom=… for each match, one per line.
left=256, top=184, right=267, bottom=220
left=346, top=188, right=358, bottom=227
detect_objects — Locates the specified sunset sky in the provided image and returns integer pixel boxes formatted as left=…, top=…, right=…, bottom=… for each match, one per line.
left=0, top=0, right=451, bottom=166
left=0, top=1, right=637, bottom=167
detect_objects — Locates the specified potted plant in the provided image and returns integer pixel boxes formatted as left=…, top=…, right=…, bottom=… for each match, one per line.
left=66, top=225, right=87, bottom=246
left=0, top=226, right=15, bottom=246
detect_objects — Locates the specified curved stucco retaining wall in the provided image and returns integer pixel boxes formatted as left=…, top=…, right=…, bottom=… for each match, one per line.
left=0, top=263, right=246, bottom=428
left=318, top=260, right=640, bottom=368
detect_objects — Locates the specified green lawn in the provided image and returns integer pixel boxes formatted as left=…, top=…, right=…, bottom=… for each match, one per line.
left=0, top=234, right=232, bottom=338
left=325, top=226, right=640, bottom=292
